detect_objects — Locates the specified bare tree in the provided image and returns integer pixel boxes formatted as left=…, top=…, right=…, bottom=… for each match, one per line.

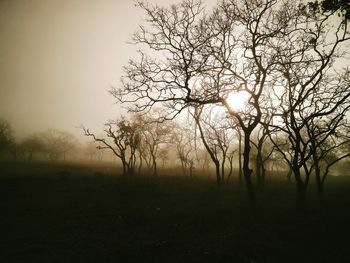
left=114, top=0, right=297, bottom=202
left=191, top=105, right=237, bottom=183
left=83, top=117, right=141, bottom=176
left=266, top=6, right=350, bottom=209
left=251, top=120, right=276, bottom=189
left=307, top=111, right=350, bottom=206
left=192, top=106, right=222, bottom=183
left=113, top=0, right=350, bottom=207
left=171, top=122, right=197, bottom=177
left=140, top=113, right=173, bottom=176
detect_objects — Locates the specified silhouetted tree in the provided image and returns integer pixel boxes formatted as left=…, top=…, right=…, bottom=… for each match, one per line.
left=114, top=0, right=350, bottom=207
left=192, top=105, right=236, bottom=183
left=266, top=7, right=350, bottom=209
left=193, top=106, right=222, bottom=184
left=235, top=127, right=243, bottom=182
left=307, top=111, right=350, bottom=206
left=171, top=122, right=197, bottom=177
left=140, top=112, right=173, bottom=176
left=251, top=124, right=273, bottom=189
left=250, top=106, right=277, bottom=189
left=83, top=117, right=141, bottom=176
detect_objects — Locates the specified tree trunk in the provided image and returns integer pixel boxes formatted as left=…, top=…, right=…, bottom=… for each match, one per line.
left=189, top=162, right=193, bottom=179
left=152, top=154, right=157, bottom=176
left=127, top=163, right=134, bottom=176
left=256, top=150, right=265, bottom=189
left=293, top=167, right=307, bottom=212
left=138, top=153, right=143, bottom=175
left=214, top=160, right=221, bottom=185
left=122, top=162, right=127, bottom=176
left=243, top=131, right=256, bottom=204
left=315, top=167, right=325, bottom=208
left=238, top=130, right=243, bottom=183
left=226, top=155, right=234, bottom=183
left=180, top=157, right=186, bottom=176
left=221, top=157, right=225, bottom=182
left=261, top=166, right=266, bottom=189
left=195, top=114, right=221, bottom=185
left=256, top=153, right=261, bottom=187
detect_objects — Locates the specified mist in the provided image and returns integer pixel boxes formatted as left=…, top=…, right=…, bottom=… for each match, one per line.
left=1, top=0, right=350, bottom=262
left=0, top=0, right=141, bottom=138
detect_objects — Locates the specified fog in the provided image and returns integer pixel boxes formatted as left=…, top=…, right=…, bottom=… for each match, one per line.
left=1, top=2, right=350, bottom=262
left=0, top=0, right=201, bottom=139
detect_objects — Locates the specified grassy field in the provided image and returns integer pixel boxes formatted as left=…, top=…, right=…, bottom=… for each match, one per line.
left=1, top=161, right=350, bottom=263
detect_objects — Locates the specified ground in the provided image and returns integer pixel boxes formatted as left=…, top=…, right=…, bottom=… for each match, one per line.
left=1, top=161, right=350, bottom=263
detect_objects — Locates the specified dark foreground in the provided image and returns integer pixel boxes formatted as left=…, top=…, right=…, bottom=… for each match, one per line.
left=1, top=161, right=350, bottom=263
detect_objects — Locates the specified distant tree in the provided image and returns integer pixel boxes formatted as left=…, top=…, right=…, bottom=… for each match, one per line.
left=84, top=140, right=104, bottom=162
left=171, top=122, right=197, bottom=177
left=158, top=148, right=169, bottom=168
left=41, top=129, right=63, bottom=161
left=21, top=134, right=45, bottom=161
left=141, top=113, right=173, bottom=176
left=8, top=141, right=26, bottom=161
left=41, top=129, right=77, bottom=162
left=83, top=117, right=141, bottom=176
left=59, top=132, right=77, bottom=161
left=0, top=119, right=14, bottom=153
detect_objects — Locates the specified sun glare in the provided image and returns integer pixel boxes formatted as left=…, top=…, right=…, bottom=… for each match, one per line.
left=226, top=91, right=250, bottom=112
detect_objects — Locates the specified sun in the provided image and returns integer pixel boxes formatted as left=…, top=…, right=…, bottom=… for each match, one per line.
left=226, top=91, right=250, bottom=112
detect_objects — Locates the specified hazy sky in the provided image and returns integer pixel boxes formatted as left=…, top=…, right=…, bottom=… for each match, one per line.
left=0, top=0, right=208, bottom=139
